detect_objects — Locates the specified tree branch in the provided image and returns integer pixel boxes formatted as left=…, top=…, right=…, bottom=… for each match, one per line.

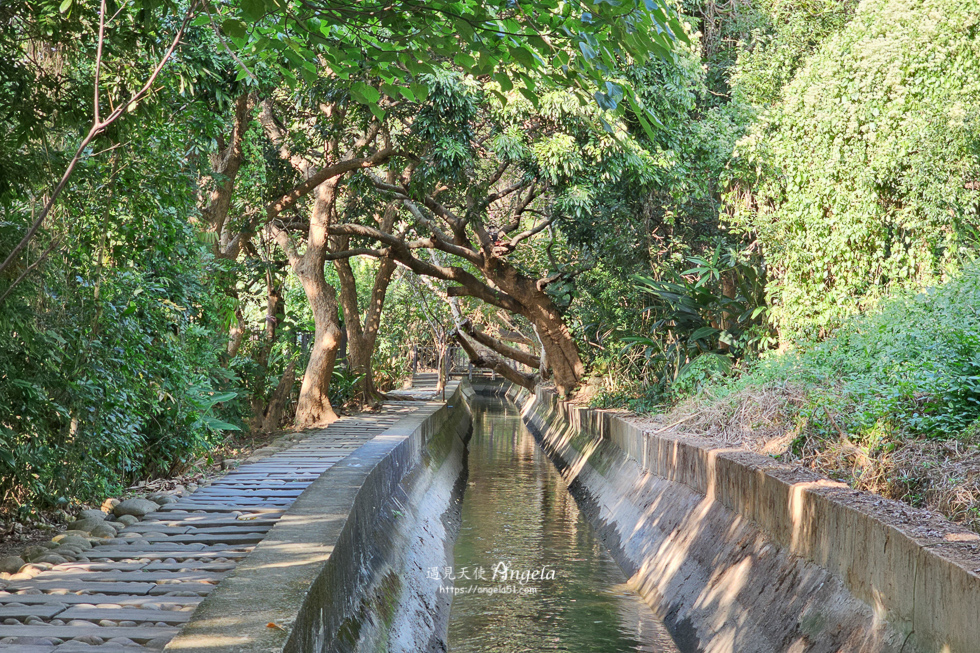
left=485, top=179, right=529, bottom=205
left=499, top=179, right=544, bottom=234
left=454, top=330, right=536, bottom=389
left=462, top=319, right=539, bottom=369
left=0, top=0, right=200, bottom=288
left=328, top=222, right=522, bottom=312
left=508, top=216, right=554, bottom=248
left=323, top=247, right=386, bottom=260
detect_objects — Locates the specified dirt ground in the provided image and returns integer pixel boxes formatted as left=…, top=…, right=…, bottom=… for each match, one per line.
left=605, top=385, right=980, bottom=536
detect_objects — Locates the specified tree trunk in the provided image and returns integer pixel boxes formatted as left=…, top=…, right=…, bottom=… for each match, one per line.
left=261, top=360, right=296, bottom=433
left=334, top=255, right=397, bottom=403
left=293, top=187, right=341, bottom=428
left=455, top=331, right=535, bottom=389
left=519, top=295, right=582, bottom=394
left=272, top=183, right=344, bottom=429
left=294, top=262, right=342, bottom=427
left=334, top=254, right=375, bottom=402
left=227, top=305, right=245, bottom=358
left=332, top=204, right=399, bottom=403
left=202, top=92, right=254, bottom=255
left=435, top=337, right=448, bottom=393
left=482, top=260, right=584, bottom=395
left=462, top=320, right=539, bottom=369
left=200, top=93, right=256, bottom=360
left=248, top=275, right=293, bottom=433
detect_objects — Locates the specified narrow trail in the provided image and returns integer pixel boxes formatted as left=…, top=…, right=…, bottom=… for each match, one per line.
left=0, top=399, right=427, bottom=651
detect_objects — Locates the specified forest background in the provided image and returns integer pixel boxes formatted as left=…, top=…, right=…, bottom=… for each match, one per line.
left=2, top=0, right=979, bottom=532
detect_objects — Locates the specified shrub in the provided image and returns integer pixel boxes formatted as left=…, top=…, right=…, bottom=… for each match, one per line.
left=715, top=262, right=980, bottom=442
left=729, top=0, right=980, bottom=340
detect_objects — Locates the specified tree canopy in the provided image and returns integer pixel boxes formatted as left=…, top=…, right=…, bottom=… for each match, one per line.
left=2, top=0, right=980, bottom=538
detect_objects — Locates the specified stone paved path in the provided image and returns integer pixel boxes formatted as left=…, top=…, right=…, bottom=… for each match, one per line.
left=0, top=402, right=422, bottom=651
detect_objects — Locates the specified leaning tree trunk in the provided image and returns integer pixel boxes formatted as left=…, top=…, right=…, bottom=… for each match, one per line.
left=519, top=295, right=582, bottom=393
left=483, top=259, right=584, bottom=395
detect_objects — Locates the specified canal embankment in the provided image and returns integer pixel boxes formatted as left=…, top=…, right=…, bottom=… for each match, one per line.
left=166, top=381, right=473, bottom=653
left=164, top=377, right=980, bottom=653
left=491, top=380, right=980, bottom=653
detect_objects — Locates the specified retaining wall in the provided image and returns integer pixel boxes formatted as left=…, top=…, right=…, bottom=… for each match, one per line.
left=491, top=381, right=980, bottom=653
left=166, top=382, right=473, bottom=653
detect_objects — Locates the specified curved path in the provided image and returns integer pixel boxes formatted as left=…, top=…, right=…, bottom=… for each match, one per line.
left=0, top=401, right=424, bottom=652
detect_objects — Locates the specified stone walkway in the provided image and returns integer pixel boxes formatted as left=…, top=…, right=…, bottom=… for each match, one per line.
left=0, top=401, right=424, bottom=651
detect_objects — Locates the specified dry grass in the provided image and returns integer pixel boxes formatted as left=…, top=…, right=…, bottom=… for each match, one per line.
left=623, top=384, right=980, bottom=534
left=670, top=383, right=809, bottom=450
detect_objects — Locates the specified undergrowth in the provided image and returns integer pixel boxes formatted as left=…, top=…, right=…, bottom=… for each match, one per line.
left=701, top=262, right=980, bottom=443
left=597, top=263, right=980, bottom=531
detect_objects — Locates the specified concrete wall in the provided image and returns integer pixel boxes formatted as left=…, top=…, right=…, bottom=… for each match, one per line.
left=166, top=382, right=473, bottom=653
left=495, top=382, right=980, bottom=653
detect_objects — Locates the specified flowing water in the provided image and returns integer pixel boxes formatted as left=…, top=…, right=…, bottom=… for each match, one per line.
left=446, top=396, right=679, bottom=652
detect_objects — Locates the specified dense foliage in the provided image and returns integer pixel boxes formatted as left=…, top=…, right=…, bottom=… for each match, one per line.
left=713, top=262, right=980, bottom=443
left=0, top=85, right=235, bottom=510
left=2, top=0, right=980, bottom=530
left=730, top=0, right=980, bottom=339
left=0, top=0, right=689, bottom=514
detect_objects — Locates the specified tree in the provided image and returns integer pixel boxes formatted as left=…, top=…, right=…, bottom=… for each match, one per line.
left=0, top=0, right=242, bottom=510
left=332, top=194, right=402, bottom=403
left=326, top=72, right=662, bottom=394
left=0, top=0, right=203, bottom=298
left=222, top=0, right=688, bottom=137
left=257, top=91, right=395, bottom=425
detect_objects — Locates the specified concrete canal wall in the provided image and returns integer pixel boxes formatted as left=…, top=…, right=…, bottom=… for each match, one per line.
left=167, top=382, right=473, bottom=653
left=490, top=381, right=980, bottom=653
left=168, top=378, right=980, bottom=653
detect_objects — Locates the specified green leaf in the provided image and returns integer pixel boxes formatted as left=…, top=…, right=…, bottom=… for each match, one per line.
left=202, top=416, right=242, bottom=432
left=404, top=58, right=431, bottom=77
left=489, top=89, right=509, bottom=106
left=240, top=0, right=266, bottom=22
left=509, top=46, right=538, bottom=69
left=454, top=52, right=476, bottom=70
left=454, top=17, right=475, bottom=41
left=410, top=82, right=428, bottom=101
left=398, top=86, right=416, bottom=102
left=494, top=72, right=514, bottom=92
left=351, top=82, right=381, bottom=105
left=59, top=0, right=72, bottom=13
left=518, top=85, right=538, bottom=106
left=299, top=66, right=318, bottom=84
left=380, top=82, right=400, bottom=99
left=222, top=19, right=247, bottom=40
left=690, top=327, right=720, bottom=341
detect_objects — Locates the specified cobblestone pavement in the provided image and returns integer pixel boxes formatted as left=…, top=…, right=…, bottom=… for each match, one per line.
left=0, top=402, right=423, bottom=651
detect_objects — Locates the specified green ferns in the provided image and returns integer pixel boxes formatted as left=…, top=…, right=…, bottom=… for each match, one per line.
left=730, top=0, right=980, bottom=339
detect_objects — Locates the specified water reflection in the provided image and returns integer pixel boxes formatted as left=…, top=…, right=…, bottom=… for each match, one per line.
left=447, top=397, right=678, bottom=652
